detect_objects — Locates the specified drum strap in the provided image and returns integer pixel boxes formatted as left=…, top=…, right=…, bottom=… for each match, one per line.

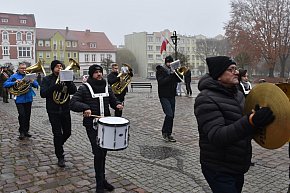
left=84, top=82, right=109, bottom=117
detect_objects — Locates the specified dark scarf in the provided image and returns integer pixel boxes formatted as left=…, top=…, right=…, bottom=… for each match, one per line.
left=86, top=77, right=107, bottom=93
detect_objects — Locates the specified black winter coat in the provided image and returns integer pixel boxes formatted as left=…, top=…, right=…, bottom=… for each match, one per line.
left=40, top=73, right=77, bottom=113
left=69, top=79, right=120, bottom=128
left=156, top=65, right=181, bottom=98
left=194, top=74, right=254, bottom=174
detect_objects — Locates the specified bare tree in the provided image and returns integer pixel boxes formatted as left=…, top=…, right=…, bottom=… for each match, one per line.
left=225, top=0, right=290, bottom=77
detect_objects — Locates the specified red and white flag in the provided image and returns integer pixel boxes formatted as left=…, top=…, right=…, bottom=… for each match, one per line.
left=160, top=38, right=169, bottom=54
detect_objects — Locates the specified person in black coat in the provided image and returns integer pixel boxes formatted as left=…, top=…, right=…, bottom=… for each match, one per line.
left=238, top=69, right=252, bottom=97
left=184, top=67, right=192, bottom=96
left=156, top=55, right=182, bottom=142
left=194, top=56, right=275, bottom=193
left=70, top=64, right=123, bottom=193
left=40, top=60, right=77, bottom=167
left=107, top=63, right=133, bottom=117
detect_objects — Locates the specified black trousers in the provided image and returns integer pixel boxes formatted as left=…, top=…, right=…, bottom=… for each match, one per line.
left=48, top=112, right=71, bottom=159
left=16, top=102, right=32, bottom=134
left=185, top=82, right=192, bottom=95
left=115, top=96, right=124, bottom=117
left=2, top=88, right=9, bottom=102
left=86, top=126, right=107, bottom=190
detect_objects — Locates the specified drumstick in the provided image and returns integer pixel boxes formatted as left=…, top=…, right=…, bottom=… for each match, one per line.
left=90, top=114, right=103, bottom=118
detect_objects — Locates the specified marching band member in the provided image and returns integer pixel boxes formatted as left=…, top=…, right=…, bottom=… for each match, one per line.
left=0, top=65, right=11, bottom=103
left=40, top=60, right=77, bottom=167
left=107, top=63, right=133, bottom=117
left=3, top=63, right=39, bottom=140
left=194, top=56, right=275, bottom=193
left=70, top=64, right=123, bottom=193
left=156, top=55, right=182, bottom=142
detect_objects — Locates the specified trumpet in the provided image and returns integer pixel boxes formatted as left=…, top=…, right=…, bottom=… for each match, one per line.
left=170, top=60, right=188, bottom=82
left=52, top=58, right=80, bottom=104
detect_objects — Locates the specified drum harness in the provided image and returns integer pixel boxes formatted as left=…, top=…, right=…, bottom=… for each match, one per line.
left=84, top=82, right=109, bottom=117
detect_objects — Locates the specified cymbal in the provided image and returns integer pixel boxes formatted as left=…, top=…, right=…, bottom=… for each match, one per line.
left=244, top=83, right=290, bottom=149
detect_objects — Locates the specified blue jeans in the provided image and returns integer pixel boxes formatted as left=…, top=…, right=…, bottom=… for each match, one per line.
left=159, top=97, right=175, bottom=135
left=201, top=165, right=244, bottom=193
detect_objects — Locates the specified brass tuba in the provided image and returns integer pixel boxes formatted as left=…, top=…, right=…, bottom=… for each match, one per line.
left=111, top=63, right=133, bottom=95
left=8, top=59, right=46, bottom=96
left=52, top=58, right=80, bottom=104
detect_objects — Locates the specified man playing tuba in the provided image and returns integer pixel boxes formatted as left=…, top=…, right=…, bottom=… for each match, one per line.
left=40, top=60, right=77, bottom=167
left=107, top=63, right=133, bottom=117
left=3, top=63, right=39, bottom=140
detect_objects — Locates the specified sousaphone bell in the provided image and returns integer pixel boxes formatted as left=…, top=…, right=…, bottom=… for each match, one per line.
left=244, top=83, right=290, bottom=149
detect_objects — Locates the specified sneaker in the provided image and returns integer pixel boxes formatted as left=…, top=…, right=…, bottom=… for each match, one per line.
left=57, top=158, right=65, bottom=168
left=162, top=134, right=169, bottom=142
left=24, top=133, right=32, bottom=137
left=19, top=133, right=25, bottom=140
left=104, top=180, right=115, bottom=191
left=167, top=135, right=176, bottom=142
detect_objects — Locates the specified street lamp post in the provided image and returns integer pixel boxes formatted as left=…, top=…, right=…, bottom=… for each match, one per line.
left=171, top=30, right=179, bottom=60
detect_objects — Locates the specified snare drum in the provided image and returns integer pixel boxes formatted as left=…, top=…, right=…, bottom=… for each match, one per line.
left=97, top=117, right=130, bottom=150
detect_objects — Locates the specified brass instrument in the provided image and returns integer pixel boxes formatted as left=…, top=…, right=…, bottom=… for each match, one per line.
left=244, top=83, right=290, bottom=149
left=8, top=59, right=46, bottom=96
left=111, top=63, right=133, bottom=95
left=52, top=58, right=80, bottom=104
left=170, top=60, right=188, bottom=82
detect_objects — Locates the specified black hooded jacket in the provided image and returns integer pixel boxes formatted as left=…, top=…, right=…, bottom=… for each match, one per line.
left=194, top=74, right=254, bottom=174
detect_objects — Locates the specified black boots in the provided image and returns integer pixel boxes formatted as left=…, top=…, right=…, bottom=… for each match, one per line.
left=96, top=180, right=115, bottom=193
left=57, top=158, right=65, bottom=167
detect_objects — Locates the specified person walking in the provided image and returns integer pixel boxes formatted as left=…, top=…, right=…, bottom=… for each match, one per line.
left=156, top=55, right=182, bottom=142
left=194, top=56, right=275, bottom=193
left=3, top=63, right=39, bottom=140
left=40, top=60, right=77, bottom=167
left=70, top=64, right=123, bottom=193
left=0, top=65, right=11, bottom=103
left=184, top=67, right=192, bottom=96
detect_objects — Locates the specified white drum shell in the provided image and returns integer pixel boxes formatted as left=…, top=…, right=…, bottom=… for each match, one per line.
left=97, top=117, right=129, bottom=150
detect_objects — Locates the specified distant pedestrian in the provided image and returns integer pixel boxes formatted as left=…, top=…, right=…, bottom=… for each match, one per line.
left=184, top=67, right=192, bottom=96
left=238, top=69, right=252, bottom=97
left=0, top=65, right=10, bottom=103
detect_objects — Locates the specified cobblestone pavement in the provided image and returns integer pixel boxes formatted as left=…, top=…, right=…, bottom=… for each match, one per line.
left=0, top=77, right=289, bottom=193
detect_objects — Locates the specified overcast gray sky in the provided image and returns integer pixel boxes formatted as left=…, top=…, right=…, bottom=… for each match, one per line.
left=1, top=0, right=232, bottom=45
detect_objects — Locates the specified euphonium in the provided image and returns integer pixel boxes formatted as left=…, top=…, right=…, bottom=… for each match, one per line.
left=52, top=58, right=80, bottom=104
left=8, top=59, right=46, bottom=96
left=111, top=63, right=133, bottom=95
left=170, top=60, right=188, bottom=82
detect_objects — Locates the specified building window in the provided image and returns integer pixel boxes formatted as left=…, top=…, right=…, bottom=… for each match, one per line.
left=53, top=40, right=57, bottom=50
left=60, top=52, right=64, bottom=61
left=156, top=37, right=161, bottom=42
left=45, top=41, right=50, bottom=47
left=106, top=54, right=112, bottom=60
left=46, top=52, right=50, bottom=58
left=2, top=31, right=8, bottom=40
left=38, top=52, right=43, bottom=58
left=1, top=18, right=8, bottom=23
left=90, top=43, right=96, bottom=48
left=100, top=54, right=105, bottom=61
left=92, top=54, right=96, bottom=62
left=85, top=54, right=89, bottom=62
left=147, top=36, right=153, bottom=42
left=148, top=54, right=153, bottom=59
left=20, top=19, right=26, bottom=24
left=148, top=45, right=153, bottom=51
left=156, top=54, right=161, bottom=60
left=67, top=52, right=71, bottom=58
left=26, top=32, right=32, bottom=41
left=53, top=52, right=57, bottom=60
left=72, top=41, right=77, bottom=47
left=73, top=52, right=77, bottom=58
left=66, top=41, right=71, bottom=47
left=18, top=47, right=31, bottom=58
left=3, top=46, right=9, bottom=55
left=156, top=46, right=161, bottom=51
left=16, top=32, right=22, bottom=41
left=59, top=41, right=64, bottom=50
left=38, top=40, right=43, bottom=46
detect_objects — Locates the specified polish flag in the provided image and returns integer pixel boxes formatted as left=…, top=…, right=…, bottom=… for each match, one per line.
left=160, top=38, right=169, bottom=54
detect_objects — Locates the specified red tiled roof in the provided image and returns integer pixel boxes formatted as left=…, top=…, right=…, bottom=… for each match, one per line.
left=0, top=12, right=35, bottom=27
left=36, top=28, right=116, bottom=52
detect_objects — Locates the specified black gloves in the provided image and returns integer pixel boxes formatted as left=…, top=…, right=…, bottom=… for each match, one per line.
left=251, top=104, right=275, bottom=128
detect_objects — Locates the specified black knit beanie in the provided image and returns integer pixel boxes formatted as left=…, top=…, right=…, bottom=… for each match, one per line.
left=165, top=55, right=174, bottom=63
left=89, top=64, right=103, bottom=77
left=206, top=56, right=236, bottom=79
left=51, top=60, right=64, bottom=71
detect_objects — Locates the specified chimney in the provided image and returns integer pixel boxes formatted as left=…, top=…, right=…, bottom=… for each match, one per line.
left=85, top=29, right=90, bottom=33
left=66, top=27, right=69, bottom=33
